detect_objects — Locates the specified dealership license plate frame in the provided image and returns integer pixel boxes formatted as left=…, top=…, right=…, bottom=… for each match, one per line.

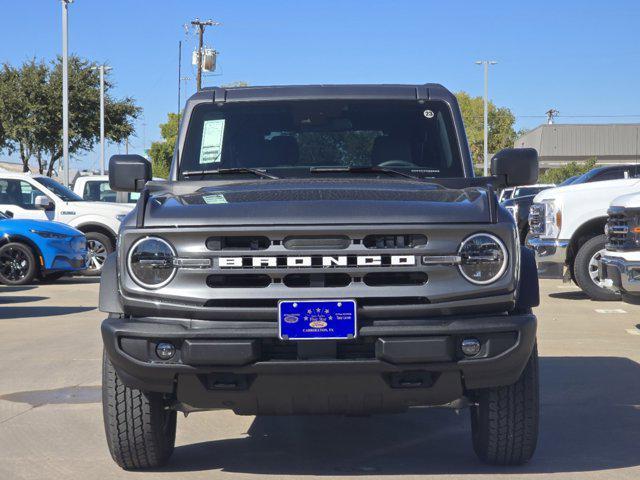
left=278, top=299, right=357, bottom=341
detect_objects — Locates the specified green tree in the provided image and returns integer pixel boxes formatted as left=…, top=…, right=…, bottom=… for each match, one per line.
left=455, top=91, right=517, bottom=167
left=0, top=57, right=140, bottom=175
left=539, top=157, right=597, bottom=184
left=148, top=113, right=181, bottom=178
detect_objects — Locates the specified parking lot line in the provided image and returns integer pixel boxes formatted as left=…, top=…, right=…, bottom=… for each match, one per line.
left=595, top=309, right=627, bottom=314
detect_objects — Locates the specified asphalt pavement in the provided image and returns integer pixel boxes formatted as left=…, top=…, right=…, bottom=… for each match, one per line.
left=1, top=278, right=639, bottom=480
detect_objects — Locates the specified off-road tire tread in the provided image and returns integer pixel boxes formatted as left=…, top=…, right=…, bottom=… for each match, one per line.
left=102, top=352, right=176, bottom=469
left=471, top=345, right=539, bottom=465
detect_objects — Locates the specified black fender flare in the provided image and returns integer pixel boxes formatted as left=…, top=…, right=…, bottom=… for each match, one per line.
left=515, top=246, right=540, bottom=311
left=99, top=253, right=124, bottom=314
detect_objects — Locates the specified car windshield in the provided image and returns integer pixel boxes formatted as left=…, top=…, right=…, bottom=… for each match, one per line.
left=179, top=100, right=464, bottom=179
left=513, top=186, right=549, bottom=197
left=34, top=177, right=83, bottom=202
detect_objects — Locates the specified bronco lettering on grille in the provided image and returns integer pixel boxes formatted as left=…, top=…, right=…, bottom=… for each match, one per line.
left=218, top=255, right=416, bottom=268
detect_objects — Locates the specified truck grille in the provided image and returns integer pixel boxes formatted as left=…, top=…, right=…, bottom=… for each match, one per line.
left=606, top=210, right=634, bottom=250
left=528, top=204, right=545, bottom=235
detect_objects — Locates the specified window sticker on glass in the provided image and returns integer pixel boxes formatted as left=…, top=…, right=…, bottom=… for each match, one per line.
left=202, top=194, right=227, bottom=204
left=199, top=119, right=225, bottom=164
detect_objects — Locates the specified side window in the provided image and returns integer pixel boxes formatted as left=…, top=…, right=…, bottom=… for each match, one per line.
left=0, top=180, right=48, bottom=209
left=83, top=181, right=116, bottom=202
left=592, top=169, right=624, bottom=182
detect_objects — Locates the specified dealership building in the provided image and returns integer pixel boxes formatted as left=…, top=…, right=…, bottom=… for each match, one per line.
left=514, top=123, right=640, bottom=169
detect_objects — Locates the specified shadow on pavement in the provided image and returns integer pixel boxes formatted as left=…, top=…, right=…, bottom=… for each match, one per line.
left=0, top=286, right=37, bottom=294
left=548, top=291, right=592, bottom=301
left=161, top=356, right=640, bottom=475
left=0, top=306, right=95, bottom=319
left=0, top=385, right=100, bottom=406
left=0, top=296, right=48, bottom=304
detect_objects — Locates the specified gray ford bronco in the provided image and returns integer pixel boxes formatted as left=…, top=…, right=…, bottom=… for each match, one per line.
left=100, top=84, right=540, bottom=469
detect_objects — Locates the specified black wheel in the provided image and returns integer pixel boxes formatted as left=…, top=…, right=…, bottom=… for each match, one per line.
left=83, top=232, right=113, bottom=276
left=470, top=345, right=539, bottom=465
left=102, top=351, right=176, bottom=470
left=0, top=242, right=37, bottom=285
left=573, top=234, right=620, bottom=301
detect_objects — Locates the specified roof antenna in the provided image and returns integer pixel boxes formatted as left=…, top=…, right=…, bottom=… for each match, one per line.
left=545, top=109, right=559, bottom=125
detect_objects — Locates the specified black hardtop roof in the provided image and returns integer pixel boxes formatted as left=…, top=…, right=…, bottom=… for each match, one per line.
left=187, top=83, right=455, bottom=104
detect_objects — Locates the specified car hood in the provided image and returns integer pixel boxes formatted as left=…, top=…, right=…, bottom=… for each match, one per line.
left=140, top=179, right=493, bottom=227
left=0, top=219, right=83, bottom=236
left=610, top=191, right=640, bottom=209
left=70, top=201, right=134, bottom=216
left=533, top=178, right=640, bottom=203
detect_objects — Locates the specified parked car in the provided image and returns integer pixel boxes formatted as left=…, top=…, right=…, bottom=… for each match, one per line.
left=527, top=177, right=640, bottom=300
left=100, top=83, right=541, bottom=469
left=0, top=173, right=133, bottom=274
left=599, top=192, right=640, bottom=303
left=502, top=191, right=552, bottom=244
left=72, top=174, right=149, bottom=203
left=498, top=187, right=515, bottom=202
left=0, top=211, right=87, bottom=285
left=498, top=184, right=554, bottom=203
left=571, top=164, right=640, bottom=184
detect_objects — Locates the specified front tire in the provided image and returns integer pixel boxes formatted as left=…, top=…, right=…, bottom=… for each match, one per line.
left=574, top=234, right=620, bottom=301
left=470, top=345, right=539, bottom=465
left=0, top=242, right=37, bottom=285
left=102, top=352, right=176, bottom=470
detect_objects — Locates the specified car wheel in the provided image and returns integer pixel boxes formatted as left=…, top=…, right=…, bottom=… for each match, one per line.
left=0, top=242, right=37, bottom=285
left=83, top=232, right=113, bottom=276
left=470, top=344, right=539, bottom=465
left=574, top=234, right=620, bottom=301
left=102, top=351, right=176, bottom=469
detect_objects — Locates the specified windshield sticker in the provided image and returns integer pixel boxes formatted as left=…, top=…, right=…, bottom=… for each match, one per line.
left=202, top=193, right=228, bottom=204
left=199, top=119, right=225, bottom=164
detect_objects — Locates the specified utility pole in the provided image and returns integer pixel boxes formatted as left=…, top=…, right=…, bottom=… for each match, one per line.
left=91, top=65, right=112, bottom=174
left=546, top=109, right=559, bottom=125
left=177, top=40, right=182, bottom=112
left=190, top=18, right=219, bottom=91
left=475, top=60, right=497, bottom=176
left=61, top=0, right=74, bottom=185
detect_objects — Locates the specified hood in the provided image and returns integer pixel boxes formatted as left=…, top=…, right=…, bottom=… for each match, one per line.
left=141, top=179, right=492, bottom=227
left=533, top=177, right=640, bottom=203
left=72, top=201, right=134, bottom=216
left=0, top=219, right=83, bottom=236
left=610, top=191, right=640, bottom=209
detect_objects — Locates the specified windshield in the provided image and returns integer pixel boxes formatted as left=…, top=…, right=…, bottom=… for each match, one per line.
left=34, top=177, right=83, bottom=202
left=513, top=186, right=549, bottom=197
left=179, top=100, right=463, bottom=179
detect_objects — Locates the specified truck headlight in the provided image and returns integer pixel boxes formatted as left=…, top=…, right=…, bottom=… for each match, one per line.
left=529, top=200, right=562, bottom=238
left=127, top=237, right=177, bottom=288
left=458, top=233, right=508, bottom=285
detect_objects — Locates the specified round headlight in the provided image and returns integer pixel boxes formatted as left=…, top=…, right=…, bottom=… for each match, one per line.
left=458, top=233, right=508, bottom=285
left=127, top=237, right=176, bottom=289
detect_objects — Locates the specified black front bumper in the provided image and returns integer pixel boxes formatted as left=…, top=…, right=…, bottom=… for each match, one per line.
left=102, top=313, right=536, bottom=415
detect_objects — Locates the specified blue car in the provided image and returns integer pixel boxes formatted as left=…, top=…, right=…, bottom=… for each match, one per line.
left=0, top=211, right=87, bottom=285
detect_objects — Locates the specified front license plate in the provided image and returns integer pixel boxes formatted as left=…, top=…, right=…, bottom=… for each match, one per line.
left=278, top=300, right=357, bottom=340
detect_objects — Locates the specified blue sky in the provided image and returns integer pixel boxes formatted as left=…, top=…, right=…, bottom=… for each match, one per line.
left=2, top=0, right=640, bottom=171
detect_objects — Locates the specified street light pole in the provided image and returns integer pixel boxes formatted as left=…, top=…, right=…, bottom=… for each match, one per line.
left=475, top=60, right=497, bottom=176
left=92, top=65, right=112, bottom=174
left=61, top=0, right=73, bottom=185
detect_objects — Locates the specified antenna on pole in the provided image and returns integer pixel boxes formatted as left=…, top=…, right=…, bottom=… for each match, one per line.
left=546, top=109, right=559, bottom=125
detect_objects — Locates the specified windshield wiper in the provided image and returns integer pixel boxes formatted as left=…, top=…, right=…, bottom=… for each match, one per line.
left=182, top=167, right=279, bottom=179
left=310, top=166, right=423, bottom=181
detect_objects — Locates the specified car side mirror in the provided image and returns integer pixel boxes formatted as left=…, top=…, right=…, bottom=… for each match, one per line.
left=34, top=195, right=51, bottom=209
left=109, top=154, right=152, bottom=192
left=490, top=148, right=538, bottom=187
left=4, top=210, right=13, bottom=218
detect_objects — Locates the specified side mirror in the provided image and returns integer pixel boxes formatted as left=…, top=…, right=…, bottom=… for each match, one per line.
left=490, top=148, right=538, bottom=187
left=34, top=195, right=51, bottom=209
left=109, top=155, right=152, bottom=192
left=4, top=210, right=14, bottom=218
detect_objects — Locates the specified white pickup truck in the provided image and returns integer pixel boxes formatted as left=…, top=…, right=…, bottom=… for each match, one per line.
left=0, top=172, right=133, bottom=274
left=528, top=177, right=640, bottom=300
left=599, top=192, right=640, bottom=302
